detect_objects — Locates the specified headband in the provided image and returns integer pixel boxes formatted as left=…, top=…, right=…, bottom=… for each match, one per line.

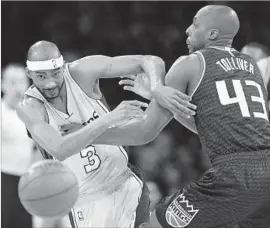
left=26, top=55, right=64, bottom=71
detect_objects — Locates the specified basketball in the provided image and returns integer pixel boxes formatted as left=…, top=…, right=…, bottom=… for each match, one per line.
left=18, top=160, right=79, bottom=218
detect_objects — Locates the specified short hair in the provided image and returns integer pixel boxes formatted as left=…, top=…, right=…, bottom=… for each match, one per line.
left=27, top=40, right=61, bottom=61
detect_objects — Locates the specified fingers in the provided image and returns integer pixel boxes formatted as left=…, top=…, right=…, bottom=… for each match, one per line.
left=168, top=104, right=191, bottom=118
left=171, top=100, right=196, bottom=117
left=119, top=79, right=135, bottom=86
left=174, top=90, right=191, bottom=101
left=123, top=100, right=149, bottom=108
left=128, top=107, right=145, bottom=117
left=173, top=95, right=197, bottom=110
left=123, top=86, right=135, bottom=92
left=120, top=75, right=136, bottom=80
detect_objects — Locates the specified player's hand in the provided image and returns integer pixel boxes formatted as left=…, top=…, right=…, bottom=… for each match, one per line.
left=59, top=123, right=84, bottom=136
left=109, top=100, right=148, bottom=126
left=119, top=73, right=152, bottom=100
left=153, top=84, right=197, bottom=118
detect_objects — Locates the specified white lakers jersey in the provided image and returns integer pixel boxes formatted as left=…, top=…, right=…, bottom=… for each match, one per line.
left=25, top=64, right=130, bottom=203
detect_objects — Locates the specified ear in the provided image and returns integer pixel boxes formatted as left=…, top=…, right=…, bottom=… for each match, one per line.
left=209, top=29, right=219, bottom=40
left=25, top=67, right=32, bottom=79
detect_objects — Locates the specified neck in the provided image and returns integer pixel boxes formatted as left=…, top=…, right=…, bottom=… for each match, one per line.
left=206, top=37, right=233, bottom=48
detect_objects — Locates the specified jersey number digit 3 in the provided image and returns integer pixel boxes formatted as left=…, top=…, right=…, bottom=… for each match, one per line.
left=80, top=145, right=101, bottom=173
left=216, top=79, right=269, bottom=121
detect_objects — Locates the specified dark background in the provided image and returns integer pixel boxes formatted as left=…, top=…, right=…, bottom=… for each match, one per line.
left=2, top=1, right=270, bottom=207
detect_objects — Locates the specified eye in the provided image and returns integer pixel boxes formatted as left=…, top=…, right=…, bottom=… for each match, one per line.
left=54, top=71, right=61, bottom=77
left=37, top=75, right=45, bottom=80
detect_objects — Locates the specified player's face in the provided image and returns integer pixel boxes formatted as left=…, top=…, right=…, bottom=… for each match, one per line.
left=29, top=67, right=65, bottom=99
left=185, top=13, right=209, bottom=53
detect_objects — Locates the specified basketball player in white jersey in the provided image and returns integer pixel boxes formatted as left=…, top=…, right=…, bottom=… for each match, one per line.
left=2, top=64, right=36, bottom=228
left=17, top=41, right=196, bottom=228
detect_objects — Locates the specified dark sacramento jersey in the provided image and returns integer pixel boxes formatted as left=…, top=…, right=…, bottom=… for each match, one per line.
left=192, top=47, right=270, bottom=161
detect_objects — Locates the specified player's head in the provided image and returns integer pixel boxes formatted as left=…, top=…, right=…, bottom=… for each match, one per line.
left=186, top=5, right=240, bottom=53
left=26, top=40, right=65, bottom=99
left=241, top=42, right=269, bottom=62
left=2, top=64, right=29, bottom=107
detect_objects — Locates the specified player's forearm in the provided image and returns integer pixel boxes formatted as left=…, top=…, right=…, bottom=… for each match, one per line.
left=58, top=115, right=112, bottom=160
left=93, top=116, right=160, bottom=146
left=94, top=102, right=172, bottom=146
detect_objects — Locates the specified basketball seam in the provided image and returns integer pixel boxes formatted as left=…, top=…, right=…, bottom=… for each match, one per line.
left=19, top=171, right=75, bottom=193
left=21, top=183, right=78, bottom=202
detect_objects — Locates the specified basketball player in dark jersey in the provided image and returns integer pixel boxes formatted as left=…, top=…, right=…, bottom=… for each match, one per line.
left=86, top=5, right=270, bottom=228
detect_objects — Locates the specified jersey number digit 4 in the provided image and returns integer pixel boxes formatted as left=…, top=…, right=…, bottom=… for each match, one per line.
left=216, top=79, right=269, bottom=121
left=80, top=145, right=101, bottom=173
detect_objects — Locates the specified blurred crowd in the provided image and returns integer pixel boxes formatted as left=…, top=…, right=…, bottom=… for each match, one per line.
left=2, top=1, right=270, bottom=227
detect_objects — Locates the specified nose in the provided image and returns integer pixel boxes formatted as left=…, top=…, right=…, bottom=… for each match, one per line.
left=186, top=25, right=191, bottom=36
left=44, top=80, right=57, bottom=90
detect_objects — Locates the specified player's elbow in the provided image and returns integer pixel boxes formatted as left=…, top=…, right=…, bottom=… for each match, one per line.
left=153, top=56, right=165, bottom=68
left=147, top=55, right=166, bottom=70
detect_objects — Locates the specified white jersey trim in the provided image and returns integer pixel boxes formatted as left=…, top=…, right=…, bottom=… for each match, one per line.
left=190, top=51, right=206, bottom=97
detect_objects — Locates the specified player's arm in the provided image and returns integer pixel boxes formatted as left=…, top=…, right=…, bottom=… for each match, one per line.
left=93, top=56, right=200, bottom=145
left=69, top=55, right=165, bottom=86
left=151, top=55, right=201, bottom=134
left=17, top=97, right=146, bottom=161
left=93, top=99, right=174, bottom=146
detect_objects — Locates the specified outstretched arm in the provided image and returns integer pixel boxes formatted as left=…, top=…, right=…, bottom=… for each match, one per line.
left=69, top=54, right=165, bottom=87
left=17, top=97, right=147, bottom=161
left=93, top=55, right=201, bottom=145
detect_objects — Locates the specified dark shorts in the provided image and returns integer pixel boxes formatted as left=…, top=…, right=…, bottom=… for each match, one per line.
left=155, top=150, right=270, bottom=228
left=1, top=172, right=32, bottom=228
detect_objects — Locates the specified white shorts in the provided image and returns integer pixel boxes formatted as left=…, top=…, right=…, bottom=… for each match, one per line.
left=70, top=173, right=143, bottom=228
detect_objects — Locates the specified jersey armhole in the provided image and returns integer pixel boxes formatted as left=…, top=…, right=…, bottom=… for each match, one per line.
left=190, top=51, right=206, bottom=97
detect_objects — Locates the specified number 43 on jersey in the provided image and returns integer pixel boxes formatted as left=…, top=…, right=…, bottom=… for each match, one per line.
left=216, top=79, right=269, bottom=121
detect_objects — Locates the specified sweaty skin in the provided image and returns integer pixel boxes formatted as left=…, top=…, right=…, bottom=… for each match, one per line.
left=18, top=41, right=196, bottom=161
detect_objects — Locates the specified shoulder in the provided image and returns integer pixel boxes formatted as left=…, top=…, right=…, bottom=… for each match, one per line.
left=166, top=54, right=201, bottom=83
left=17, top=96, right=47, bottom=125
left=18, top=96, right=44, bottom=111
